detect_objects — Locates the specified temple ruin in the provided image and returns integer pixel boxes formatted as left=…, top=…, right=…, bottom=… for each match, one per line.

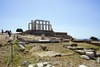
left=28, top=19, right=53, bottom=31
left=24, top=19, right=72, bottom=39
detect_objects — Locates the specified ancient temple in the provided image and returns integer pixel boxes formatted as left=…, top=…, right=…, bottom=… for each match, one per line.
left=28, top=19, right=53, bottom=31
left=25, top=19, right=55, bottom=36
left=24, top=19, right=72, bottom=39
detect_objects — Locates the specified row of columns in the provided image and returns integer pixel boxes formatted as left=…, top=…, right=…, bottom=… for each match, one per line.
left=28, top=20, right=53, bottom=31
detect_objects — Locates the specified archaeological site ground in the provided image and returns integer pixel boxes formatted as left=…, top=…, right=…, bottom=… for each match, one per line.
left=0, top=19, right=100, bottom=67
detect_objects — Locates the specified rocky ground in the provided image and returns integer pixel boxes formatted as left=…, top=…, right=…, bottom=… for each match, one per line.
left=0, top=34, right=100, bottom=67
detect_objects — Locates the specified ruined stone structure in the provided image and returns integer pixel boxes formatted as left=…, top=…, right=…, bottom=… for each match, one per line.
left=24, top=19, right=72, bottom=39
left=25, top=19, right=55, bottom=36
left=28, top=19, right=53, bottom=31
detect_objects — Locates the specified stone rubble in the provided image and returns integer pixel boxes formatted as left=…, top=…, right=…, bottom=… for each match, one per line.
left=97, top=58, right=100, bottom=63
left=78, top=65, right=87, bottom=67
left=81, top=55, right=90, bottom=60
left=86, top=51, right=94, bottom=59
left=28, top=62, right=54, bottom=67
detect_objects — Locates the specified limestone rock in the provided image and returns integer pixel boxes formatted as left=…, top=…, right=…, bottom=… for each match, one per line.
left=37, top=62, right=43, bottom=67
left=81, top=55, right=90, bottom=60
left=28, top=64, right=36, bottom=67
left=43, top=62, right=48, bottom=66
left=78, top=65, right=87, bottom=67
left=45, top=64, right=52, bottom=67
left=86, top=51, right=94, bottom=59
left=97, top=58, right=100, bottom=63
left=19, top=44, right=25, bottom=49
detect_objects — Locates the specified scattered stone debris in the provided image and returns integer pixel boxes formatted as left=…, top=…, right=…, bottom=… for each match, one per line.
left=97, top=58, right=100, bottom=63
left=28, top=62, right=54, bottom=67
left=74, top=50, right=85, bottom=55
left=19, top=44, right=25, bottom=49
left=25, top=50, right=29, bottom=53
left=86, top=50, right=97, bottom=57
left=96, top=53, right=100, bottom=57
left=78, top=65, right=87, bottom=67
left=61, top=53, right=74, bottom=56
left=37, top=62, right=44, bottom=67
left=86, top=51, right=95, bottom=59
left=18, top=42, right=25, bottom=46
left=35, top=51, right=61, bottom=57
left=28, top=64, right=35, bottom=67
left=81, top=55, right=90, bottom=60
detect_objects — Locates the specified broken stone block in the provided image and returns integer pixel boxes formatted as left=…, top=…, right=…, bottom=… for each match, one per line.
left=26, top=50, right=29, bottom=53
left=45, top=64, right=52, bottom=67
left=97, top=58, right=100, bottom=63
left=86, top=51, right=94, bottom=59
left=78, top=65, right=87, bottom=67
left=81, top=55, right=90, bottom=60
left=85, top=50, right=96, bottom=57
left=19, top=44, right=25, bottom=49
left=37, top=62, right=43, bottom=67
left=18, top=42, right=25, bottom=46
left=43, top=62, right=48, bottom=66
left=74, top=50, right=85, bottom=55
left=28, top=64, right=36, bottom=67
left=96, top=53, right=100, bottom=57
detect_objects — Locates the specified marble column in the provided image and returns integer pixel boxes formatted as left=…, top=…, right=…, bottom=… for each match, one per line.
left=36, top=21, right=38, bottom=30
left=38, top=21, right=41, bottom=30
left=33, top=21, right=36, bottom=30
left=42, top=21, right=44, bottom=30
left=48, top=21, right=50, bottom=31
left=31, top=20, right=34, bottom=30
left=28, top=23, right=31, bottom=30
left=50, top=24, right=52, bottom=30
left=45, top=21, right=47, bottom=30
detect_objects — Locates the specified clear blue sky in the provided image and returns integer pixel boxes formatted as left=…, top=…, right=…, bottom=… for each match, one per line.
left=0, top=0, right=100, bottom=39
